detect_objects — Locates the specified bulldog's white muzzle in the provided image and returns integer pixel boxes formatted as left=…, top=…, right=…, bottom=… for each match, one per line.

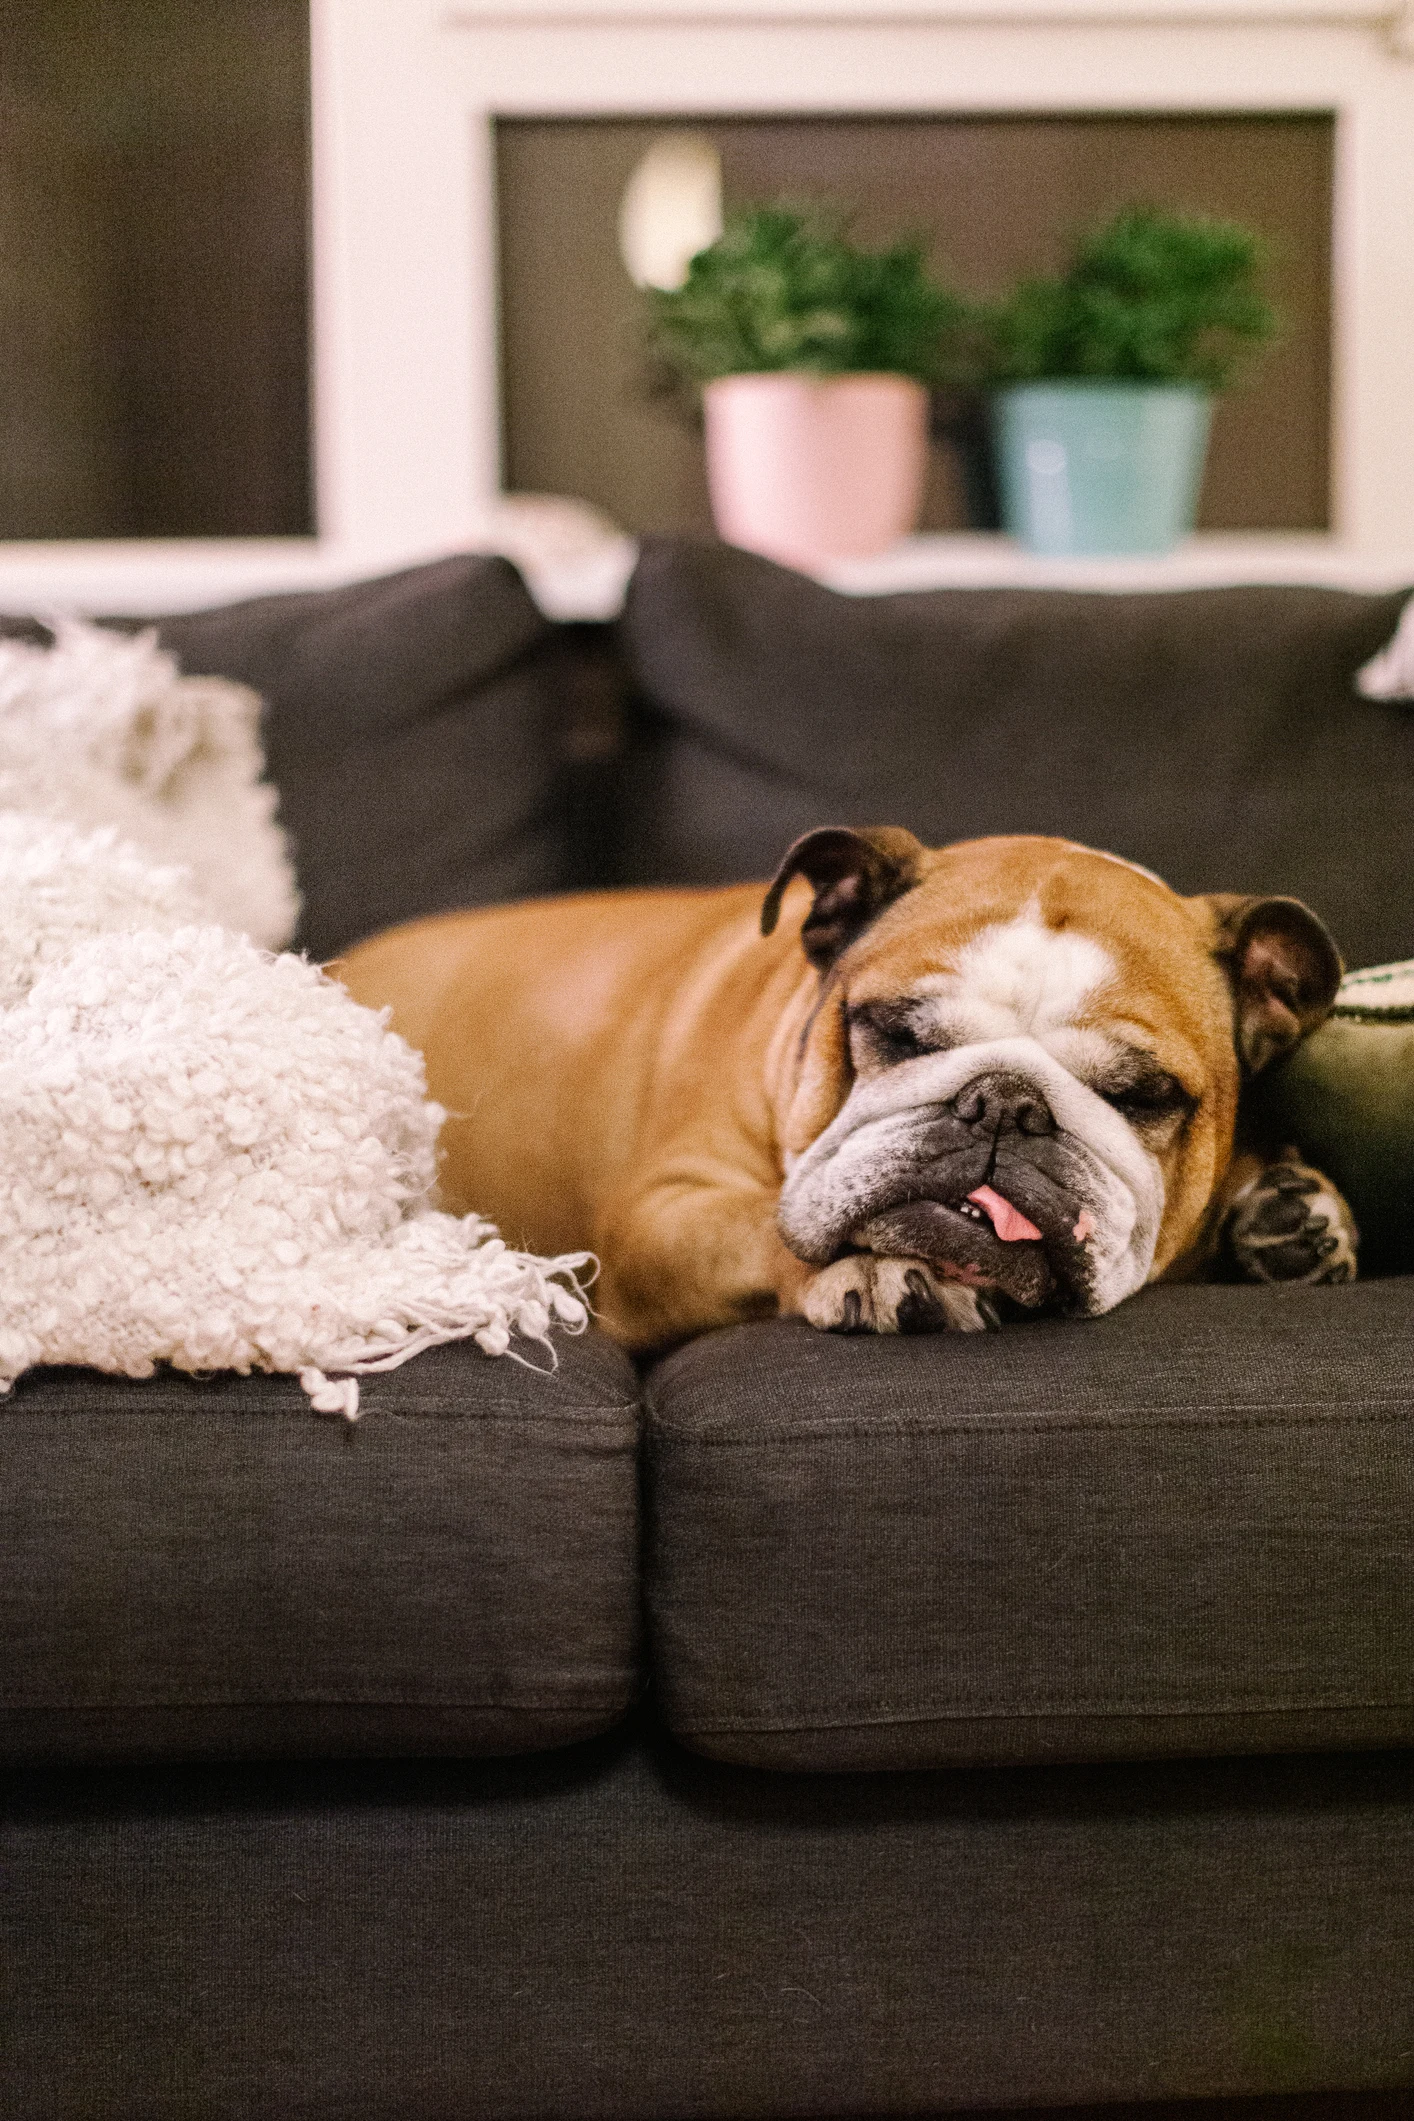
left=778, top=1036, right=1165, bottom=1316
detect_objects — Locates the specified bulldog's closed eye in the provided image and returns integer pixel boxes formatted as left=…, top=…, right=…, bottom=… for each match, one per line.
left=1098, top=1068, right=1196, bottom=1124
left=848, top=1002, right=943, bottom=1068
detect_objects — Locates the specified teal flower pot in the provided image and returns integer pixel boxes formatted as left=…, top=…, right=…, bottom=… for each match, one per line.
left=994, top=382, right=1213, bottom=556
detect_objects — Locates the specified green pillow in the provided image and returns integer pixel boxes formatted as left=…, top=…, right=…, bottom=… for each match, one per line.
left=1251, top=960, right=1414, bottom=1277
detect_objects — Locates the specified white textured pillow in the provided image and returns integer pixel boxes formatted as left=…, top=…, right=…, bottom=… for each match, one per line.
left=0, top=619, right=298, bottom=946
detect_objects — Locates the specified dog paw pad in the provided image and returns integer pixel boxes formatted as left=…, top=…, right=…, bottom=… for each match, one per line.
left=1227, top=1157, right=1358, bottom=1287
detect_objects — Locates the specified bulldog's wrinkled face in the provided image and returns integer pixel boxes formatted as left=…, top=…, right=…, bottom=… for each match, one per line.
left=761, top=829, right=1341, bottom=1323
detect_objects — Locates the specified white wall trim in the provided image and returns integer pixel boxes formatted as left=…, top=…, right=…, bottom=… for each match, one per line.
left=446, top=0, right=1414, bottom=58
left=818, top=529, right=1414, bottom=593
left=443, top=15, right=1414, bottom=557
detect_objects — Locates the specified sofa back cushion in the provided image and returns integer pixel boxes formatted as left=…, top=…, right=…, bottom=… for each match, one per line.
left=157, top=554, right=575, bottom=961
left=617, top=539, right=1414, bottom=971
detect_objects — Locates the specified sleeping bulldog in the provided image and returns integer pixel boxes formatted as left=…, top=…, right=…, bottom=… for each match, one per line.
left=335, top=829, right=1357, bottom=1351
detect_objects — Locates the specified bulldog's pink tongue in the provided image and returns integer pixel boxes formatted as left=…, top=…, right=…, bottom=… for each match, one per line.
left=967, top=1185, right=1043, bottom=1243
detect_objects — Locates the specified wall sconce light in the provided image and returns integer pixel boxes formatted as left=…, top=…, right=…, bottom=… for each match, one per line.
left=617, top=132, right=723, bottom=291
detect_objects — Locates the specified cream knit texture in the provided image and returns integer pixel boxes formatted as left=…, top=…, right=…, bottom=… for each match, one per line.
left=0, top=618, right=299, bottom=946
left=0, top=628, right=592, bottom=1419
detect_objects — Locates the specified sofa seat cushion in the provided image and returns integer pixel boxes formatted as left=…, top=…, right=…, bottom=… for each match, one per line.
left=617, top=538, right=1414, bottom=969
left=645, top=1280, right=1414, bottom=1771
left=0, top=1333, right=641, bottom=1763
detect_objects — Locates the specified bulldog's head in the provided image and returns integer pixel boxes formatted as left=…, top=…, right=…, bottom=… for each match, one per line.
left=763, top=828, right=1341, bottom=1319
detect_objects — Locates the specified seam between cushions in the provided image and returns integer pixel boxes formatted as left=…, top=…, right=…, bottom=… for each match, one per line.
left=676, top=1693, right=1414, bottom=1733
left=3, top=1403, right=641, bottom=1430
left=379, top=1403, right=640, bottom=1427
left=647, top=1401, right=1414, bottom=1444
left=0, top=1688, right=638, bottom=1712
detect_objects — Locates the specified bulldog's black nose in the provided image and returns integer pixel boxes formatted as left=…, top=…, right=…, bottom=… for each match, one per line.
left=951, top=1072, right=1056, bottom=1138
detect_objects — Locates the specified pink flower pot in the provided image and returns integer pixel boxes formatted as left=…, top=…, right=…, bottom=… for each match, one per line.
left=703, top=372, right=929, bottom=568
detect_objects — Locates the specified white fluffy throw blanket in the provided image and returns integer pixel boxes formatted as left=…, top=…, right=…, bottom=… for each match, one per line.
left=0, top=627, right=591, bottom=1417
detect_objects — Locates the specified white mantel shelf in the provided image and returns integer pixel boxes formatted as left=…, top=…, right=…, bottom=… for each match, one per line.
left=1, top=529, right=1406, bottom=626
left=819, top=532, right=1414, bottom=596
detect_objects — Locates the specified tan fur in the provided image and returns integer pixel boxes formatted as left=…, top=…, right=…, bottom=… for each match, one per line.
left=334, top=837, right=1290, bottom=1350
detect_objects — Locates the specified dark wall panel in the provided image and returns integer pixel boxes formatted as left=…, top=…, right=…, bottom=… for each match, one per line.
left=0, top=74, right=124, bottom=537
left=498, top=113, right=1332, bottom=537
left=0, top=0, right=311, bottom=540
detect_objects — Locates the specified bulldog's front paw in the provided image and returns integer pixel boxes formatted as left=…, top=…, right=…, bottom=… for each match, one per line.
left=802, top=1254, right=1001, bottom=1334
left=1226, top=1153, right=1358, bottom=1286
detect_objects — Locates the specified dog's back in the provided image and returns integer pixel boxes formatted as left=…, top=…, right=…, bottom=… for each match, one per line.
left=334, top=884, right=785, bottom=1259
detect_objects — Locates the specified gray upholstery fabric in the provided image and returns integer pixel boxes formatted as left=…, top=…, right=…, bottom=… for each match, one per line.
left=4, top=1712, right=1413, bottom=2119
left=645, top=1280, right=1414, bottom=1771
left=154, top=555, right=572, bottom=961
left=0, top=1333, right=641, bottom=1762
left=5, top=555, right=1414, bottom=2118
left=617, top=540, right=1414, bottom=970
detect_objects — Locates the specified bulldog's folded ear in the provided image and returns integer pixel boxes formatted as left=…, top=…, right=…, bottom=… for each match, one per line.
left=761, top=826, right=925, bottom=970
left=1199, top=893, right=1343, bottom=1074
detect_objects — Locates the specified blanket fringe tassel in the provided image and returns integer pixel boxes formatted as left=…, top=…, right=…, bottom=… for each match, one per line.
left=296, top=1251, right=597, bottom=1421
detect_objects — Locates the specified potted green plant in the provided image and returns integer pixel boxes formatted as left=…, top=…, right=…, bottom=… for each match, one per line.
left=971, top=207, right=1280, bottom=556
left=646, top=206, right=963, bottom=568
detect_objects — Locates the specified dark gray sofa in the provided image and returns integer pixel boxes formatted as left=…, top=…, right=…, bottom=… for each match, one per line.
left=4, top=542, right=1414, bottom=2120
